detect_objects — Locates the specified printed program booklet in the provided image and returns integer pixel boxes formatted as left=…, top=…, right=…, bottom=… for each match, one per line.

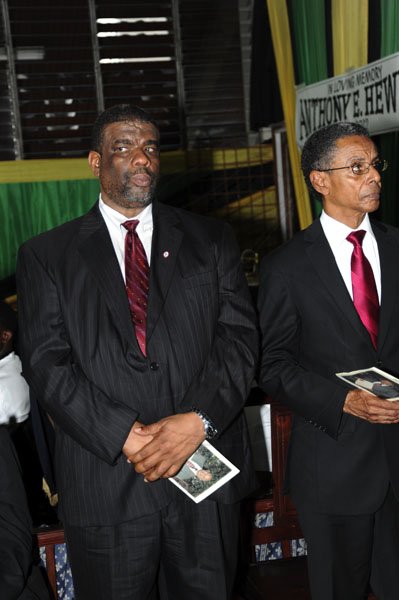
left=169, top=440, right=240, bottom=503
left=336, top=366, right=399, bottom=401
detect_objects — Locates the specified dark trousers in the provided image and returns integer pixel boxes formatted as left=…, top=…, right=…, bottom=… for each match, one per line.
left=64, top=497, right=240, bottom=600
left=296, top=486, right=399, bottom=600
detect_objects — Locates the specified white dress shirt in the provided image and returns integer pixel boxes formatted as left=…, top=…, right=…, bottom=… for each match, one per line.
left=99, top=197, right=153, bottom=281
left=320, top=211, right=381, bottom=304
left=0, top=351, right=30, bottom=424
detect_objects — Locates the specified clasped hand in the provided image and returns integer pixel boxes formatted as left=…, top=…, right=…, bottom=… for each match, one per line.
left=344, top=389, right=399, bottom=424
left=122, top=412, right=206, bottom=482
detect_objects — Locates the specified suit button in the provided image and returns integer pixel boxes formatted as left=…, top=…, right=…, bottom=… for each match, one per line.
left=150, top=362, right=159, bottom=371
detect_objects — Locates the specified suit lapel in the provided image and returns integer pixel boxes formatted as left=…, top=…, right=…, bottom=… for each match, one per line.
left=76, top=202, right=185, bottom=353
left=304, top=219, right=373, bottom=346
left=146, top=203, right=183, bottom=343
left=77, top=204, right=136, bottom=348
left=372, top=221, right=399, bottom=351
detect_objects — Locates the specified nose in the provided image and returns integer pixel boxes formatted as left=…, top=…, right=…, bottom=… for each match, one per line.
left=368, top=163, right=381, bottom=184
left=131, top=148, right=150, bottom=167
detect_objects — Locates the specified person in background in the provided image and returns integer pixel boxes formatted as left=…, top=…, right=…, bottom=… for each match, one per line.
left=0, top=300, right=30, bottom=427
left=258, top=122, right=399, bottom=600
left=0, top=422, right=51, bottom=598
left=0, top=300, right=52, bottom=527
left=16, top=104, right=258, bottom=600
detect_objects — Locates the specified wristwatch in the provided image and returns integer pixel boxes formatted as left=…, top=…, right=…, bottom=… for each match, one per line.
left=192, top=408, right=218, bottom=440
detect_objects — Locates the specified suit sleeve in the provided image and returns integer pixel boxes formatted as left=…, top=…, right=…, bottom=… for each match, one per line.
left=179, top=223, right=259, bottom=433
left=257, top=261, right=347, bottom=439
left=16, top=242, right=138, bottom=465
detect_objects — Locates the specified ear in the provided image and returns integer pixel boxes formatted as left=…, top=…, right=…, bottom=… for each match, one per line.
left=309, top=170, right=330, bottom=198
left=88, top=151, right=101, bottom=177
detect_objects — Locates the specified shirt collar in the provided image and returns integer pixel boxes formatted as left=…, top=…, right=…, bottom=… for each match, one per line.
left=0, top=351, right=16, bottom=366
left=320, top=210, right=375, bottom=248
left=99, top=196, right=153, bottom=232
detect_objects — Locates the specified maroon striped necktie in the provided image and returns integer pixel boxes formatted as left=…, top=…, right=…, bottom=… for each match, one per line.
left=347, top=230, right=379, bottom=349
left=122, top=220, right=149, bottom=356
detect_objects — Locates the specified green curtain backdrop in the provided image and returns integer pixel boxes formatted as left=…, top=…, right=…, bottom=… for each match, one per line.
left=289, top=0, right=329, bottom=85
left=289, top=0, right=329, bottom=216
left=380, top=0, right=399, bottom=56
left=379, top=0, right=399, bottom=226
left=288, top=0, right=399, bottom=226
left=0, top=179, right=99, bottom=280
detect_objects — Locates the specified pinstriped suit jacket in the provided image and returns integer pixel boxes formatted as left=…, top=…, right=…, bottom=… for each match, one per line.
left=16, top=201, right=258, bottom=526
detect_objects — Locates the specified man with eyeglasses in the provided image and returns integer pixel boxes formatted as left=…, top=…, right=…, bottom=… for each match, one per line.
left=258, top=122, right=399, bottom=600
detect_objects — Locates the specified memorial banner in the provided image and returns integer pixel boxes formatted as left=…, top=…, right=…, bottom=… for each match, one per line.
left=296, top=52, right=399, bottom=147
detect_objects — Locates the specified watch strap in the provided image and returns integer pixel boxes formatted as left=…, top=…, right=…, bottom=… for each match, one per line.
left=192, top=408, right=218, bottom=440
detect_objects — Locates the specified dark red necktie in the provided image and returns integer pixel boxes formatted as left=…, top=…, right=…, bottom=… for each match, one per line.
left=347, top=230, right=379, bottom=349
left=122, top=220, right=149, bottom=356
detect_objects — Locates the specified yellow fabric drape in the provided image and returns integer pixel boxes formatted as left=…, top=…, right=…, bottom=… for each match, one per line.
left=332, top=0, right=369, bottom=75
left=266, top=0, right=313, bottom=229
left=0, top=147, right=273, bottom=184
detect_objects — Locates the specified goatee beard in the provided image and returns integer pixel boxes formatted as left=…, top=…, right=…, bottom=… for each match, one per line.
left=109, top=171, right=158, bottom=209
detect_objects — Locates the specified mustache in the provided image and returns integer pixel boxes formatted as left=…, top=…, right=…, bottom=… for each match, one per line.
left=131, top=167, right=153, bottom=178
left=122, top=167, right=158, bottom=190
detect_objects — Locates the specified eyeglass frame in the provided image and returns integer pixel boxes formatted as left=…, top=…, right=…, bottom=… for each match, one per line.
left=316, top=158, right=388, bottom=176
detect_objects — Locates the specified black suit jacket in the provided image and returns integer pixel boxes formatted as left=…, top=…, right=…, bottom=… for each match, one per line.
left=16, top=201, right=258, bottom=526
left=258, top=218, right=399, bottom=515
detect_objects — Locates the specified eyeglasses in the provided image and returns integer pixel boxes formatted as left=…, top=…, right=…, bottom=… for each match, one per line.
left=317, top=159, right=388, bottom=176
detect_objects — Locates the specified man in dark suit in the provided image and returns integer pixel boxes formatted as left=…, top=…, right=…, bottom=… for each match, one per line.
left=258, top=122, right=399, bottom=600
left=16, top=104, right=258, bottom=599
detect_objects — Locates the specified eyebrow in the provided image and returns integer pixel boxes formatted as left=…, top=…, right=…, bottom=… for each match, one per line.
left=347, top=154, right=379, bottom=162
left=112, top=138, right=159, bottom=147
left=113, top=138, right=132, bottom=145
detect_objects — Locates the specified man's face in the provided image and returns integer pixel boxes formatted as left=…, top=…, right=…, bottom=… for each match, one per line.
left=196, top=469, right=213, bottom=482
left=88, top=119, right=160, bottom=214
left=312, top=135, right=381, bottom=226
left=0, top=327, right=12, bottom=359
